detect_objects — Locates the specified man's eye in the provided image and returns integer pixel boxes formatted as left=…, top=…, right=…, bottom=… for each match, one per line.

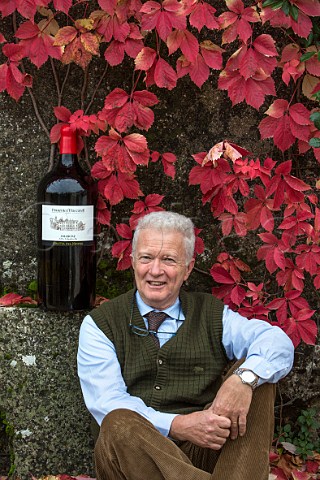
left=139, top=255, right=152, bottom=263
left=163, top=257, right=176, bottom=265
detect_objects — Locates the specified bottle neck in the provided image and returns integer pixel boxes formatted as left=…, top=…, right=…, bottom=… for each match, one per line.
left=57, top=126, right=79, bottom=169
left=58, top=153, right=79, bottom=168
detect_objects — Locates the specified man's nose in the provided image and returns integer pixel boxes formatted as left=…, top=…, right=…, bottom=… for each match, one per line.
left=149, top=257, right=163, bottom=274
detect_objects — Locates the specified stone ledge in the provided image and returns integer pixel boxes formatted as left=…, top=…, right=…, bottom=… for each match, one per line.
left=0, top=307, right=319, bottom=479
left=0, top=307, right=94, bottom=479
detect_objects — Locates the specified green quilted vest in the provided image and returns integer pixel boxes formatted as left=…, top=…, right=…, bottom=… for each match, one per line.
left=90, top=288, right=228, bottom=415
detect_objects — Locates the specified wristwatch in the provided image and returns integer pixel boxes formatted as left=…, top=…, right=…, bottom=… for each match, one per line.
left=233, top=368, right=259, bottom=390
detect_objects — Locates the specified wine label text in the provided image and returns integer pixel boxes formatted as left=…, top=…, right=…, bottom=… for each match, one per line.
left=42, top=205, right=94, bottom=242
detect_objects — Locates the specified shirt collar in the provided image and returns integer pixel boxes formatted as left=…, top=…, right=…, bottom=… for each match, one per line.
left=135, top=290, right=185, bottom=321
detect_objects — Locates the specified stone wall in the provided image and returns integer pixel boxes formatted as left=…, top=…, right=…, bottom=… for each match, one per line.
left=0, top=308, right=94, bottom=479
left=0, top=18, right=319, bottom=477
left=0, top=306, right=319, bottom=479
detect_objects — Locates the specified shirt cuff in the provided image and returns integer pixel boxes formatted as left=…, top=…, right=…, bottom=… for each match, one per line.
left=150, top=411, right=179, bottom=437
left=239, top=356, right=288, bottom=385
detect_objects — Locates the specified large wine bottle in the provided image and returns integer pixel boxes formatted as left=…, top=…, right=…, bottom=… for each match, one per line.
left=37, top=125, right=97, bottom=311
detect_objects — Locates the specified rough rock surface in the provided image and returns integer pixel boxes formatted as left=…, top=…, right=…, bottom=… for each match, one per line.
left=0, top=306, right=319, bottom=479
left=0, top=308, right=94, bottom=479
left=0, top=39, right=319, bottom=478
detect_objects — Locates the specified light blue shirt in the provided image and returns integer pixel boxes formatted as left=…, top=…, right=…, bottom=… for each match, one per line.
left=77, top=291, right=294, bottom=437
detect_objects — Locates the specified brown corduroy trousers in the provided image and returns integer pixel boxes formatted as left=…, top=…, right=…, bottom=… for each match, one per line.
left=94, top=374, right=276, bottom=480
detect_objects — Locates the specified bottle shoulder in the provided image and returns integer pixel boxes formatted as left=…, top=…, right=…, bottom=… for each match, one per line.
left=37, top=171, right=94, bottom=193
left=41, top=176, right=85, bottom=188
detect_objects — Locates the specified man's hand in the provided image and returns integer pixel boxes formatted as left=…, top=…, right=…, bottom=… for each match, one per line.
left=169, top=410, right=231, bottom=450
left=210, top=374, right=253, bottom=440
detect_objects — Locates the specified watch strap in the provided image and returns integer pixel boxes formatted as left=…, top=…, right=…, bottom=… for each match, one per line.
left=233, top=367, right=259, bottom=390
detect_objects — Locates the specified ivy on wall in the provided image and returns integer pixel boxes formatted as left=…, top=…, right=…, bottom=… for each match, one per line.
left=0, top=0, right=319, bottom=347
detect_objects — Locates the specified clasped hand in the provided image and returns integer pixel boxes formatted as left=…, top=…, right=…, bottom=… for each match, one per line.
left=169, top=375, right=253, bottom=450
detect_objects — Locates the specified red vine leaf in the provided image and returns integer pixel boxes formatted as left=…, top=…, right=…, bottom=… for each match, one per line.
left=54, top=106, right=72, bottom=122
left=218, top=35, right=277, bottom=109
left=104, top=24, right=143, bottom=65
left=189, top=156, right=231, bottom=195
left=210, top=265, right=237, bottom=284
left=101, top=88, right=158, bottom=132
left=129, top=194, right=165, bottom=228
left=97, top=171, right=144, bottom=205
left=200, top=41, right=224, bottom=69
left=264, top=160, right=310, bottom=209
left=218, top=212, right=247, bottom=236
left=166, top=29, right=199, bottom=63
left=50, top=123, right=65, bottom=143
left=295, top=243, right=320, bottom=275
left=244, top=185, right=275, bottom=231
left=293, top=0, right=320, bottom=16
left=218, top=68, right=276, bottom=110
left=260, top=6, right=314, bottom=39
left=188, top=1, right=220, bottom=32
left=177, top=41, right=224, bottom=87
left=219, top=0, right=260, bottom=44
left=53, top=0, right=73, bottom=14
left=282, top=309, right=317, bottom=347
left=194, top=227, right=205, bottom=256
left=276, top=259, right=305, bottom=292
left=95, top=128, right=149, bottom=172
left=12, top=0, right=50, bottom=20
left=257, top=233, right=291, bottom=273
left=54, top=20, right=100, bottom=69
left=0, top=0, right=18, bottom=17
left=230, top=285, right=247, bottom=306
left=151, top=151, right=177, bottom=178
left=0, top=43, right=33, bottom=100
left=0, top=293, right=37, bottom=306
left=177, top=52, right=210, bottom=87
left=140, top=0, right=186, bottom=41
left=134, top=47, right=157, bottom=70
left=111, top=223, right=133, bottom=270
left=154, top=57, right=178, bottom=89
left=96, top=197, right=111, bottom=225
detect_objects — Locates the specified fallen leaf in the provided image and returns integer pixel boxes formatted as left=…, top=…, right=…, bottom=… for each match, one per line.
left=281, top=442, right=297, bottom=454
left=0, top=292, right=37, bottom=306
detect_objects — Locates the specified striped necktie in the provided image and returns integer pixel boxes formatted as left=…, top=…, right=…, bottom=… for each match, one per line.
left=145, top=311, right=167, bottom=347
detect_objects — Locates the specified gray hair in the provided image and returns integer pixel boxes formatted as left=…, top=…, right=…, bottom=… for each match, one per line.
left=132, top=211, right=195, bottom=264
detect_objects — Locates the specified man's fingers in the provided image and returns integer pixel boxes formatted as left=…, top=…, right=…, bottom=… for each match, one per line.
left=217, top=425, right=231, bottom=438
left=238, top=414, right=247, bottom=437
left=217, top=415, right=231, bottom=429
left=208, top=428, right=230, bottom=450
left=230, top=415, right=247, bottom=439
left=230, top=420, right=239, bottom=440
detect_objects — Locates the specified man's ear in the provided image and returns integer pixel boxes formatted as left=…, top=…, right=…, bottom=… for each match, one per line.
left=184, top=258, right=195, bottom=280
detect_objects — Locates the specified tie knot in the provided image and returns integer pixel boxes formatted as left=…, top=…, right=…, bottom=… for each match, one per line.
left=145, top=311, right=167, bottom=332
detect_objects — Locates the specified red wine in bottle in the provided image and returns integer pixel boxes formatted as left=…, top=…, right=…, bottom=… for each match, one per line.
left=37, top=125, right=97, bottom=311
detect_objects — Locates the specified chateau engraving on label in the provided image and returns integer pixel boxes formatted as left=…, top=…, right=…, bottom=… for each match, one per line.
left=42, top=205, right=94, bottom=242
left=50, top=216, right=86, bottom=231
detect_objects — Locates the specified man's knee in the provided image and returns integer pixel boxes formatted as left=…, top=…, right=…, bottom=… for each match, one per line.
left=253, top=382, right=277, bottom=403
left=99, top=408, right=144, bottom=443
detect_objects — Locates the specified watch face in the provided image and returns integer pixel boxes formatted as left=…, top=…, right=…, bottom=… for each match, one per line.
left=241, top=371, right=255, bottom=382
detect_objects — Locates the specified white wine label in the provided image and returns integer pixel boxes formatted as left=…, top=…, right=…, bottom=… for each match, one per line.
left=42, top=205, right=94, bottom=242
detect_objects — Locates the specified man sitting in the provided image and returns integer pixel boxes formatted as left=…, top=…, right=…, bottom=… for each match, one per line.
left=77, top=211, right=294, bottom=480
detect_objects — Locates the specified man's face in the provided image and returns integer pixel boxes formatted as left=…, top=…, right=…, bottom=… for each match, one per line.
left=131, top=228, right=195, bottom=310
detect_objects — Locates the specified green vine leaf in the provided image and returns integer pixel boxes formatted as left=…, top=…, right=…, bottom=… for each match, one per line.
left=310, top=111, right=320, bottom=129
left=309, top=137, right=320, bottom=148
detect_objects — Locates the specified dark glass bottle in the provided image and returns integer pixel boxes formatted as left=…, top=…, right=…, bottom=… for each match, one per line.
left=37, top=125, right=96, bottom=311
